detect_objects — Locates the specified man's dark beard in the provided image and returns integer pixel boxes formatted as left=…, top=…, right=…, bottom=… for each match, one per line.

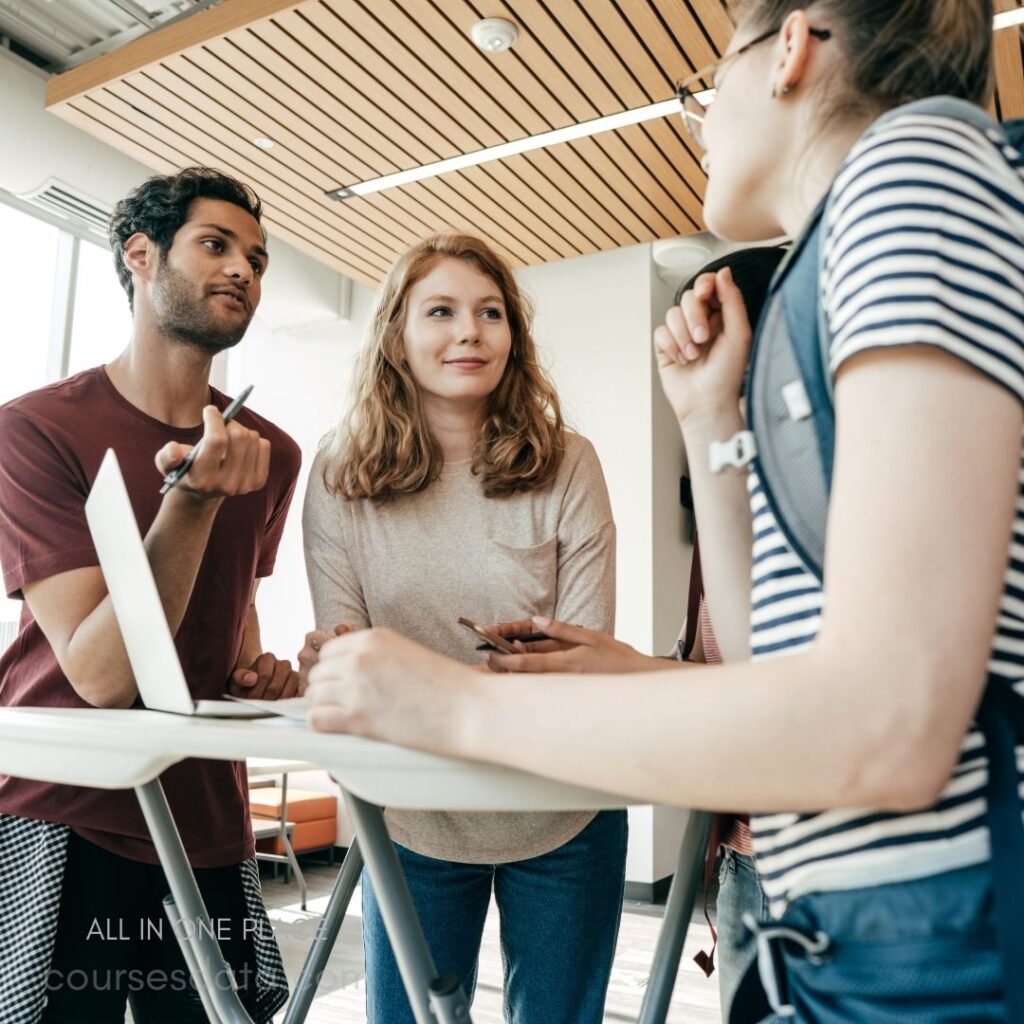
left=152, top=258, right=253, bottom=354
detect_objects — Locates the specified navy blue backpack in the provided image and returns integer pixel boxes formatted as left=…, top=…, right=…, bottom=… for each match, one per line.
left=749, top=97, right=1024, bottom=1021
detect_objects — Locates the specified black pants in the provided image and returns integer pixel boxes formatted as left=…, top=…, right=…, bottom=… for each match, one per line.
left=42, top=831, right=259, bottom=1023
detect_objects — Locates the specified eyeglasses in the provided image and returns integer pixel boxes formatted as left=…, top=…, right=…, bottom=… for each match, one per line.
left=676, top=26, right=832, bottom=150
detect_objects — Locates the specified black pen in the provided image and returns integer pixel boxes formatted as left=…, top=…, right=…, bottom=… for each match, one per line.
left=159, top=384, right=254, bottom=494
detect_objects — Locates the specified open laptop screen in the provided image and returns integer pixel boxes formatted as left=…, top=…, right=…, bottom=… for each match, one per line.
left=84, top=449, right=195, bottom=715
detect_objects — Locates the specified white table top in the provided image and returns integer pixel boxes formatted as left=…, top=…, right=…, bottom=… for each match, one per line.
left=246, top=757, right=316, bottom=777
left=0, top=707, right=636, bottom=813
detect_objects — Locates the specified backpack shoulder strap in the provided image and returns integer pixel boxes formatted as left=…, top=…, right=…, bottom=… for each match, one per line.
left=780, top=204, right=835, bottom=493
left=745, top=198, right=835, bottom=579
left=1004, top=120, right=1024, bottom=151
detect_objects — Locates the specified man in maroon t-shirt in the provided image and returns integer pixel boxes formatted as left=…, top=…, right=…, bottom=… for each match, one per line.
left=0, top=168, right=301, bottom=1021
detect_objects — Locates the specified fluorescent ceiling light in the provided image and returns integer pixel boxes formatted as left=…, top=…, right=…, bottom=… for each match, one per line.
left=328, top=90, right=714, bottom=200
left=994, top=7, right=1024, bottom=28
left=329, top=5, right=1020, bottom=199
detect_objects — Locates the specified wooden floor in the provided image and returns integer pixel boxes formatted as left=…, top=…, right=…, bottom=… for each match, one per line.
left=264, top=861, right=723, bottom=1024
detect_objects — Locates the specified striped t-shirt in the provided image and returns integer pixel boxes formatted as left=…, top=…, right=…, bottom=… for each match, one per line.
left=747, top=106, right=1024, bottom=916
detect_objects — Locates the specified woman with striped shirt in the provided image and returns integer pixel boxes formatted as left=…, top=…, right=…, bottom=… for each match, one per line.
left=306, top=1, right=1024, bottom=1018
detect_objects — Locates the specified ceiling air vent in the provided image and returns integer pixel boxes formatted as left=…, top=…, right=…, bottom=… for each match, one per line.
left=17, top=179, right=111, bottom=241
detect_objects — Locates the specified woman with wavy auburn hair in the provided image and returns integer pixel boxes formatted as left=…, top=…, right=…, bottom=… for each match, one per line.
left=301, top=233, right=626, bottom=1023
left=320, top=232, right=565, bottom=501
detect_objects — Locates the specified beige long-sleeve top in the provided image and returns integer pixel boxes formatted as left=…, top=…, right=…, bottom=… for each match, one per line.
left=302, top=431, right=616, bottom=863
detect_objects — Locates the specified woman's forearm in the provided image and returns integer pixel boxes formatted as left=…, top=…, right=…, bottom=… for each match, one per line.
left=680, top=406, right=753, bottom=661
left=453, top=644, right=958, bottom=814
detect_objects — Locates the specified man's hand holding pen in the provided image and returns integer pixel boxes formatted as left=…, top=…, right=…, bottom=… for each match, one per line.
left=154, top=404, right=269, bottom=503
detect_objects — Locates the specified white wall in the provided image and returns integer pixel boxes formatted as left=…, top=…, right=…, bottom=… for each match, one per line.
left=518, top=245, right=657, bottom=653
left=0, top=50, right=149, bottom=206
left=647, top=270, right=697, bottom=886
left=226, top=289, right=375, bottom=659
left=650, top=269, right=694, bottom=657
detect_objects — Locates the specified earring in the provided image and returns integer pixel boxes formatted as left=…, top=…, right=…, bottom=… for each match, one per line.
left=772, top=83, right=791, bottom=99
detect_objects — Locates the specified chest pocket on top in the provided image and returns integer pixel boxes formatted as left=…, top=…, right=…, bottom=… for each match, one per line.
left=486, top=535, right=558, bottom=622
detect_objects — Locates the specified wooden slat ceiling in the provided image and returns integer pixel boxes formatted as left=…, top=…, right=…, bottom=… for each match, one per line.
left=994, top=0, right=1024, bottom=121
left=44, top=1, right=1024, bottom=287
left=43, top=0, right=725, bottom=285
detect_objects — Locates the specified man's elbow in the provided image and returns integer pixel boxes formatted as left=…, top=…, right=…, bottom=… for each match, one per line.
left=73, top=680, right=137, bottom=709
left=63, top=660, right=137, bottom=709
left=86, top=688, right=138, bottom=710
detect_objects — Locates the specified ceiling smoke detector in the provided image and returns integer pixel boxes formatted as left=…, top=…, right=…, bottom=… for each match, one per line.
left=470, top=18, right=518, bottom=53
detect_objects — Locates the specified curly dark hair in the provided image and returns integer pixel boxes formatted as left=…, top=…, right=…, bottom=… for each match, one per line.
left=108, top=167, right=264, bottom=310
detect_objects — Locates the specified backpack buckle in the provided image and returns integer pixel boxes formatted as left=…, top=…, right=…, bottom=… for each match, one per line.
left=710, top=431, right=758, bottom=473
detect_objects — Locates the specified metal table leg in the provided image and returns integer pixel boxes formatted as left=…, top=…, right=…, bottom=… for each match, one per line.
left=136, top=780, right=256, bottom=1024
left=637, top=810, right=713, bottom=1024
left=283, top=838, right=364, bottom=1024
left=341, top=788, right=472, bottom=1024
left=162, top=891, right=219, bottom=1018
left=278, top=774, right=308, bottom=910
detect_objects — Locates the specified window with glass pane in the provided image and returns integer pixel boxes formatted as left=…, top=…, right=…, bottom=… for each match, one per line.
left=66, top=238, right=132, bottom=377
left=0, top=202, right=59, bottom=408
left=0, top=203, right=62, bottom=629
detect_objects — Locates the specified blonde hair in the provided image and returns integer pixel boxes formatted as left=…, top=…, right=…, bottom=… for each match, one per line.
left=321, top=233, right=566, bottom=501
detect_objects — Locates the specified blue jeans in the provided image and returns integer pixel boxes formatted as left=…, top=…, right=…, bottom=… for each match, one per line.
left=361, top=810, right=628, bottom=1024
left=716, top=848, right=770, bottom=1022
left=734, top=862, right=1008, bottom=1023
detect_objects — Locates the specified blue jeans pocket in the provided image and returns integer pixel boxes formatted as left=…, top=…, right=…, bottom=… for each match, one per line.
left=717, top=849, right=770, bottom=1021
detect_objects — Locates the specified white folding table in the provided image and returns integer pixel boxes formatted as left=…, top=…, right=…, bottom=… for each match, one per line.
left=0, top=707, right=710, bottom=1024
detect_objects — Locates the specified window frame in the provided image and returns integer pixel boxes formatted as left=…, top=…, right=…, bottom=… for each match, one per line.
left=0, top=190, right=119, bottom=626
left=0, top=188, right=114, bottom=380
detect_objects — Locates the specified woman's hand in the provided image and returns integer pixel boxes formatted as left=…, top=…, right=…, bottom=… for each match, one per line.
left=487, top=617, right=674, bottom=674
left=654, top=267, right=753, bottom=427
left=296, top=623, right=355, bottom=695
left=306, top=627, right=474, bottom=745
left=487, top=618, right=573, bottom=655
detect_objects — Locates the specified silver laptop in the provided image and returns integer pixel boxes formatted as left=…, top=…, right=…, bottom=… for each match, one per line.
left=84, top=448, right=307, bottom=720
